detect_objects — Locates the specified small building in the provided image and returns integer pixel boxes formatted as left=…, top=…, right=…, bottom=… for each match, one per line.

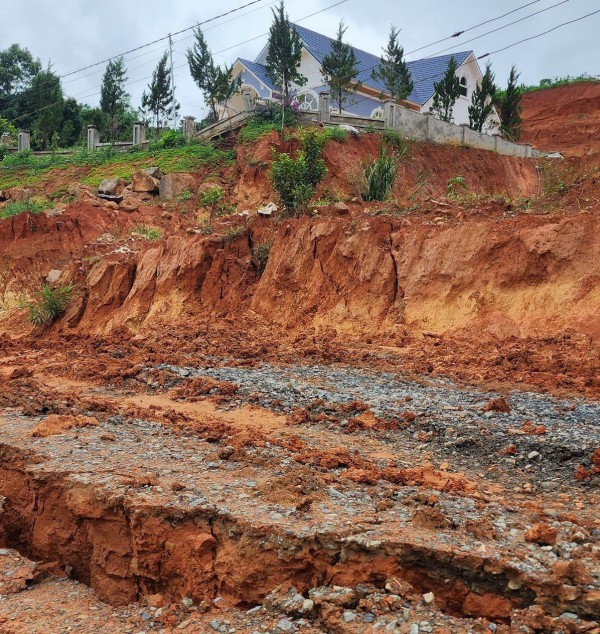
left=225, top=23, right=498, bottom=130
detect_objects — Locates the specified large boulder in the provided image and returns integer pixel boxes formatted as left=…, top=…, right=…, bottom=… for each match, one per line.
left=98, top=178, right=126, bottom=196
left=132, top=168, right=161, bottom=193
left=159, top=173, right=197, bottom=200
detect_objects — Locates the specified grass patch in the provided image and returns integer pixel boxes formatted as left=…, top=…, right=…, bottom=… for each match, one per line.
left=0, top=198, right=50, bottom=219
left=252, top=240, right=273, bottom=274
left=359, top=147, right=399, bottom=202
left=239, top=119, right=279, bottom=143
left=21, top=283, right=74, bottom=326
left=0, top=143, right=234, bottom=190
left=131, top=224, right=163, bottom=241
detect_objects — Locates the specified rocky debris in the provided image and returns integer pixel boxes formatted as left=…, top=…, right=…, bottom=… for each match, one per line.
left=98, top=178, right=126, bottom=197
left=132, top=168, right=161, bottom=193
left=6, top=186, right=34, bottom=202
left=525, top=523, right=559, bottom=546
left=157, top=362, right=599, bottom=481
left=0, top=190, right=8, bottom=201
left=257, top=202, right=277, bottom=216
left=69, top=184, right=100, bottom=205
left=46, top=269, right=62, bottom=284
left=482, top=397, right=511, bottom=413
left=159, top=173, right=197, bottom=200
left=0, top=549, right=41, bottom=594
left=332, top=201, right=350, bottom=215
left=119, top=196, right=142, bottom=212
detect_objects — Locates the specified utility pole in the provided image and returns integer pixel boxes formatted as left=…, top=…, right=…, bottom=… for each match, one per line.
left=169, top=34, right=177, bottom=130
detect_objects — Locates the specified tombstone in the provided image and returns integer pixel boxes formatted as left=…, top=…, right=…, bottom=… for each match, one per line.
left=183, top=116, right=196, bottom=140
left=133, top=122, right=146, bottom=146
left=18, top=130, right=30, bottom=151
left=318, top=91, right=331, bottom=124
left=383, top=100, right=396, bottom=129
left=87, top=125, right=99, bottom=151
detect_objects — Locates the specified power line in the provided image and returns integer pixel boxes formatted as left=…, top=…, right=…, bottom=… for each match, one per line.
left=423, top=0, right=571, bottom=59
left=405, top=0, right=544, bottom=56
left=479, top=7, right=600, bottom=58
left=0, top=0, right=272, bottom=105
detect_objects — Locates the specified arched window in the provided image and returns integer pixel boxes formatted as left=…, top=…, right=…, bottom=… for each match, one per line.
left=371, top=107, right=384, bottom=120
left=296, top=91, right=319, bottom=111
left=459, top=77, right=468, bottom=97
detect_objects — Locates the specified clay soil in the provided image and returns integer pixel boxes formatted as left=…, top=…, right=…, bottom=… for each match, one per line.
left=0, top=83, right=598, bottom=633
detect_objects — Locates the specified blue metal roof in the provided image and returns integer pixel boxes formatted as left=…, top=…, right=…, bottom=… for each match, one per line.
left=291, top=23, right=472, bottom=106
left=238, top=58, right=280, bottom=92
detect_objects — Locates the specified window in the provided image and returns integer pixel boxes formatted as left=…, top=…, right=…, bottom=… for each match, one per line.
left=296, top=91, right=319, bottom=111
left=371, top=107, right=384, bottom=120
left=459, top=77, right=468, bottom=97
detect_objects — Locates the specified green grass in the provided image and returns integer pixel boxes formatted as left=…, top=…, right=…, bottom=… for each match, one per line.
left=0, top=143, right=235, bottom=190
left=239, top=119, right=279, bottom=143
left=21, top=283, right=74, bottom=326
left=0, top=198, right=51, bottom=219
left=131, top=224, right=163, bottom=241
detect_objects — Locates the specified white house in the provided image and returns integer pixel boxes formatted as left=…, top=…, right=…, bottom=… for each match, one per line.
left=225, top=24, right=498, bottom=130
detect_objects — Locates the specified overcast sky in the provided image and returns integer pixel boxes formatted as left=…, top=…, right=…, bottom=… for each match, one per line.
left=4, top=0, right=599, bottom=121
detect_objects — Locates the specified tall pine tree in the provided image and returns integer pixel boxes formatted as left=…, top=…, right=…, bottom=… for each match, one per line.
left=187, top=27, right=237, bottom=122
left=100, top=56, right=129, bottom=141
left=468, top=62, right=497, bottom=132
left=30, top=67, right=63, bottom=149
left=430, top=56, right=460, bottom=122
left=142, top=52, right=178, bottom=134
left=265, top=1, right=306, bottom=104
left=321, top=21, right=360, bottom=113
left=497, top=66, right=522, bottom=141
left=370, top=25, right=413, bottom=102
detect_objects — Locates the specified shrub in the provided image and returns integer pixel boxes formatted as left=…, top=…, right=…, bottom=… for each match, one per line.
left=360, top=146, right=398, bottom=202
left=447, top=176, right=467, bottom=198
left=198, top=185, right=224, bottom=207
left=252, top=240, right=273, bottom=274
left=270, top=129, right=327, bottom=216
left=322, top=127, right=348, bottom=143
left=149, top=129, right=187, bottom=150
left=22, top=283, right=74, bottom=326
left=0, top=198, right=50, bottom=219
left=131, top=224, right=163, bottom=240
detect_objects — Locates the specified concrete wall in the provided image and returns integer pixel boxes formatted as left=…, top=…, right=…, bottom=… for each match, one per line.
left=388, top=108, right=534, bottom=159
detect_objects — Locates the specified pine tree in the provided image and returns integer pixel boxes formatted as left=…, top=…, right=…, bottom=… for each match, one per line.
left=100, top=56, right=129, bottom=141
left=187, top=27, right=238, bottom=122
left=30, top=67, right=63, bottom=150
left=498, top=65, right=522, bottom=141
left=142, top=52, right=178, bottom=134
left=265, top=1, right=306, bottom=104
left=321, top=21, right=360, bottom=113
left=430, top=56, right=460, bottom=122
left=468, top=62, right=497, bottom=132
left=370, top=25, right=413, bottom=102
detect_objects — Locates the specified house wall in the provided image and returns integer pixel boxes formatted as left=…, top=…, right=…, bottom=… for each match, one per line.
left=420, top=53, right=501, bottom=131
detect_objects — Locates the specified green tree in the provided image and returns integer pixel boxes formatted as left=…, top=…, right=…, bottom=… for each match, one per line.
left=497, top=65, right=523, bottom=141
left=320, top=21, right=360, bottom=113
left=0, top=44, right=42, bottom=124
left=59, top=98, right=83, bottom=147
left=468, top=62, right=497, bottom=132
left=265, top=1, right=306, bottom=104
left=29, top=67, right=64, bottom=150
left=142, top=52, right=178, bottom=134
left=370, top=25, right=413, bottom=102
left=100, top=56, right=129, bottom=141
left=187, top=27, right=238, bottom=122
left=430, top=56, right=460, bottom=122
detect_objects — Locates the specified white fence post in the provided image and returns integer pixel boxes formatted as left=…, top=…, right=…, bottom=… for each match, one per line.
left=183, top=116, right=196, bottom=140
left=18, top=130, right=30, bottom=151
left=383, top=100, right=396, bottom=129
left=87, top=125, right=99, bottom=151
left=133, top=122, right=146, bottom=146
left=319, top=92, right=330, bottom=124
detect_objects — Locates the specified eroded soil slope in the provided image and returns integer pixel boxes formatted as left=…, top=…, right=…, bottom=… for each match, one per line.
left=0, top=82, right=599, bottom=633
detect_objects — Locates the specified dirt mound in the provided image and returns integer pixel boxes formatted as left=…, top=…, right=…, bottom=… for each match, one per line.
left=521, top=81, right=600, bottom=156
